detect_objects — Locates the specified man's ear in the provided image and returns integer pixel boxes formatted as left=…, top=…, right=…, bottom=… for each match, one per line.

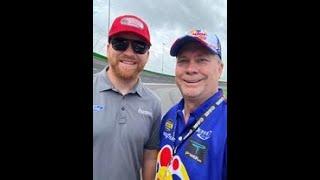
left=106, top=44, right=110, bottom=55
left=217, top=61, right=224, bottom=80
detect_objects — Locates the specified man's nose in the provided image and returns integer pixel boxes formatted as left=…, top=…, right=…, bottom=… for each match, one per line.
left=185, top=60, right=198, bottom=74
left=123, top=42, right=135, bottom=56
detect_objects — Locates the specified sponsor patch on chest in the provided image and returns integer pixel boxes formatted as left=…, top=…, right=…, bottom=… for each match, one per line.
left=165, top=119, right=174, bottom=132
left=138, top=107, right=152, bottom=117
left=196, top=128, right=213, bottom=140
left=93, top=105, right=104, bottom=112
left=185, top=139, right=207, bottom=163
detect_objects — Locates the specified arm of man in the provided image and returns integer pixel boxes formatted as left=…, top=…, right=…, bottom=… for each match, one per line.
left=142, top=149, right=158, bottom=180
left=142, top=97, right=161, bottom=180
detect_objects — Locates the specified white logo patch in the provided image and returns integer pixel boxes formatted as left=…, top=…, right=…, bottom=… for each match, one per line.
left=163, top=132, right=175, bottom=142
left=93, top=105, right=104, bottom=112
left=196, top=128, right=213, bottom=140
left=120, top=17, right=144, bottom=29
left=138, top=108, right=152, bottom=117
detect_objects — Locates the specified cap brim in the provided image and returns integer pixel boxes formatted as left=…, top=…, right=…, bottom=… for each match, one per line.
left=170, top=35, right=217, bottom=57
left=109, top=31, right=151, bottom=46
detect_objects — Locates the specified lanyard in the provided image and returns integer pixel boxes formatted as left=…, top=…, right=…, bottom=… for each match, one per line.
left=172, top=96, right=225, bottom=155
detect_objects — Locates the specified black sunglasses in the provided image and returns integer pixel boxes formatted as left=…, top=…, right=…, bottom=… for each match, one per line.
left=110, top=37, right=150, bottom=54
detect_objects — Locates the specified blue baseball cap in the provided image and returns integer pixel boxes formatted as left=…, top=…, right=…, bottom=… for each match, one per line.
left=170, top=29, right=222, bottom=59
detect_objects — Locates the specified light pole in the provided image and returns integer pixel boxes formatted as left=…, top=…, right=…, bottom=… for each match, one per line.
left=107, top=0, right=111, bottom=32
left=162, top=43, right=165, bottom=73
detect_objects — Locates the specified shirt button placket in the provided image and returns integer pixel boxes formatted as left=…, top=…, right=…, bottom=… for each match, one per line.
left=119, top=95, right=127, bottom=124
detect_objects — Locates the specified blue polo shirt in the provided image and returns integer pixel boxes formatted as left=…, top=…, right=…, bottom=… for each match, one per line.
left=156, top=89, right=227, bottom=180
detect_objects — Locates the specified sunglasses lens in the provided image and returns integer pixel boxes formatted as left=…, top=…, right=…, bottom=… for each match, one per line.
left=111, top=38, right=129, bottom=51
left=132, top=41, right=149, bottom=54
left=111, top=38, right=149, bottom=54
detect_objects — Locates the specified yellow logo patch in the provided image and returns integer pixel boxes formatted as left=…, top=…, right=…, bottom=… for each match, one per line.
left=165, top=120, right=174, bottom=131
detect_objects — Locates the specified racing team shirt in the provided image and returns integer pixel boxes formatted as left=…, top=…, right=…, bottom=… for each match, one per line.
left=156, top=89, right=227, bottom=180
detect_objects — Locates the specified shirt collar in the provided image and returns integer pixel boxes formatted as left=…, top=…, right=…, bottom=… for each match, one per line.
left=177, top=88, right=224, bottom=122
left=97, top=66, right=144, bottom=97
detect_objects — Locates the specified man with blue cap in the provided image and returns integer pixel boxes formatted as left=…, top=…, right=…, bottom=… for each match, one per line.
left=155, top=29, right=227, bottom=180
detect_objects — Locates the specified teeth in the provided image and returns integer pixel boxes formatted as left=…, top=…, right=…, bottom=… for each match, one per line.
left=186, top=80, right=199, bottom=83
left=121, top=60, right=135, bottom=65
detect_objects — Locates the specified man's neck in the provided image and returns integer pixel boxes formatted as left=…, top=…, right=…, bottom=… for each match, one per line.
left=183, top=89, right=219, bottom=124
left=183, top=102, right=200, bottom=124
left=106, top=68, right=139, bottom=95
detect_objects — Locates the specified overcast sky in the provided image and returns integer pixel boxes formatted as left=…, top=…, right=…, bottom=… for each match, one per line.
left=93, top=0, right=227, bottom=81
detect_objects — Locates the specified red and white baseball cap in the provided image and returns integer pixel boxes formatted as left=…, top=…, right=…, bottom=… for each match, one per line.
left=108, top=14, right=151, bottom=45
left=170, top=29, right=222, bottom=59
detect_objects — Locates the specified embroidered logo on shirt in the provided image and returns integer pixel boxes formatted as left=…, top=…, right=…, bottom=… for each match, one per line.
left=196, top=128, right=213, bottom=140
left=93, top=105, right=104, bottom=112
left=185, top=139, right=207, bottom=163
left=163, top=132, right=175, bottom=142
left=165, top=119, right=174, bottom=132
left=138, top=108, right=153, bottom=117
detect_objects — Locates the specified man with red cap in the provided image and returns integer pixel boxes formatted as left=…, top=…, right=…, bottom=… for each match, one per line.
left=93, top=14, right=161, bottom=180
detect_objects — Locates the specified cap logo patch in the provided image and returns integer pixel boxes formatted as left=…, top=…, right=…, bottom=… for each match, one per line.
left=120, top=17, right=144, bottom=29
left=190, top=29, right=207, bottom=41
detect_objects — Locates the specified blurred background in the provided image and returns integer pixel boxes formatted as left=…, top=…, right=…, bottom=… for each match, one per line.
left=93, top=0, right=227, bottom=82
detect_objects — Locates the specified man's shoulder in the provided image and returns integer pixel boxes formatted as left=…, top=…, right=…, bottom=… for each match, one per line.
left=93, top=74, right=101, bottom=90
left=223, top=95, right=227, bottom=103
left=93, top=71, right=101, bottom=82
left=221, top=97, right=227, bottom=109
left=93, top=67, right=107, bottom=81
left=140, top=84, right=161, bottom=103
left=162, top=103, right=180, bottom=119
left=93, top=71, right=107, bottom=92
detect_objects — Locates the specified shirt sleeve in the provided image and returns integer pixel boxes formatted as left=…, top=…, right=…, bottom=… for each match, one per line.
left=144, top=99, right=162, bottom=150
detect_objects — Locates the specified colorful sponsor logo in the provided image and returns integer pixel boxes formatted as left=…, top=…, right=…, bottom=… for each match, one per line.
left=190, top=29, right=208, bottom=41
left=156, top=145, right=190, bottom=180
left=165, top=120, right=174, bottom=132
left=185, top=139, right=207, bottom=163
